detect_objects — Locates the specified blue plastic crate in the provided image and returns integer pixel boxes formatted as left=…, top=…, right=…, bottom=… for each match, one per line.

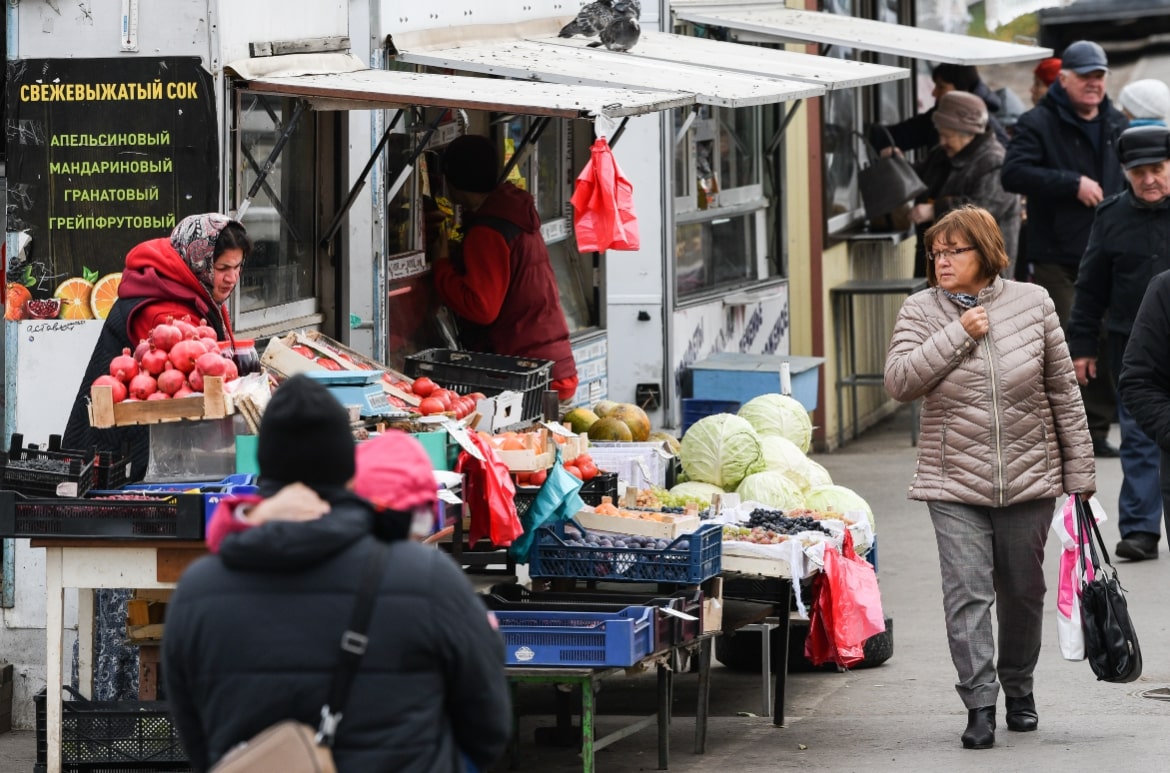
left=529, top=521, right=722, bottom=584
left=109, top=476, right=258, bottom=527
left=494, top=605, right=655, bottom=666
left=680, top=398, right=742, bottom=436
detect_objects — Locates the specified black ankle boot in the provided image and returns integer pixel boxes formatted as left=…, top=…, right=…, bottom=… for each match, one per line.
left=961, top=706, right=996, bottom=749
left=1006, top=693, right=1038, bottom=731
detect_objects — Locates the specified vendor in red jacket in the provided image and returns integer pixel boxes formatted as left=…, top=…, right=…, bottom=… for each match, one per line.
left=63, top=213, right=251, bottom=481
left=432, top=135, right=579, bottom=405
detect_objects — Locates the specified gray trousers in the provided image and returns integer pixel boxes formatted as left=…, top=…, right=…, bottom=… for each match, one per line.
left=928, top=498, right=1055, bottom=709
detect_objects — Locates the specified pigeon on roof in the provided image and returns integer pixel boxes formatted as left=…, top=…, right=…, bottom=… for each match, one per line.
left=559, top=0, right=616, bottom=39
left=588, top=0, right=641, bottom=52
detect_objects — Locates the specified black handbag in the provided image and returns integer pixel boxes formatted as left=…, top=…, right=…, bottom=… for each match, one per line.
left=857, top=127, right=928, bottom=221
left=1075, top=496, right=1143, bottom=683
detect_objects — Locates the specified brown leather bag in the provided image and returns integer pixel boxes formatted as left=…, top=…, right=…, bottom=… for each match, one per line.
left=211, top=721, right=335, bottom=773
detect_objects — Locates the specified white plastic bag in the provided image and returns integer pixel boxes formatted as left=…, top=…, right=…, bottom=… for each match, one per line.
left=1051, top=495, right=1107, bottom=660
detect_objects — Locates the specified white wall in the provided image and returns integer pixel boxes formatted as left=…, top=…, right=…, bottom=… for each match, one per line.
left=13, top=0, right=209, bottom=60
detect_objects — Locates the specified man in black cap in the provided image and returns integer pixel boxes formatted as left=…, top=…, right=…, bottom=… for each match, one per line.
left=1079, top=125, right=1170, bottom=560
left=1003, top=40, right=1129, bottom=458
left=430, top=134, right=579, bottom=409
left=163, top=374, right=511, bottom=771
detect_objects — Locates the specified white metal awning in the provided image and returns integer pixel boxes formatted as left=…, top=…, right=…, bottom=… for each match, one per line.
left=392, top=38, right=825, bottom=108
left=673, top=2, right=1053, bottom=65
left=225, top=53, right=693, bottom=118
left=539, top=29, right=907, bottom=90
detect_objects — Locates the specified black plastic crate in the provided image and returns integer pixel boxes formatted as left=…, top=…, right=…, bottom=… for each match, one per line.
left=403, top=348, right=552, bottom=423
left=34, top=688, right=191, bottom=772
left=579, top=471, right=618, bottom=507
left=0, top=491, right=204, bottom=540
left=53, top=436, right=133, bottom=491
left=1, top=434, right=95, bottom=498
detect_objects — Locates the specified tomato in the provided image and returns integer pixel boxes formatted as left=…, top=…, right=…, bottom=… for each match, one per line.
left=467, top=392, right=487, bottom=403
left=500, top=435, right=527, bottom=451
left=563, top=464, right=583, bottom=480
left=514, top=471, right=532, bottom=486
left=315, top=357, right=342, bottom=371
left=411, top=377, right=436, bottom=397
left=417, top=397, right=445, bottom=416
left=577, top=461, right=598, bottom=481
left=575, top=453, right=593, bottom=467
left=529, top=469, right=548, bottom=486
left=291, top=345, right=314, bottom=359
left=432, top=390, right=452, bottom=410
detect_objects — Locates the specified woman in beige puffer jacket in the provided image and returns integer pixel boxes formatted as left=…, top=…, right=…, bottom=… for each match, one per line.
left=884, top=205, right=1094, bottom=751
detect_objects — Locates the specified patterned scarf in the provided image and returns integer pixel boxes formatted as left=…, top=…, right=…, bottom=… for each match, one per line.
left=941, top=288, right=980, bottom=309
left=170, top=213, right=236, bottom=295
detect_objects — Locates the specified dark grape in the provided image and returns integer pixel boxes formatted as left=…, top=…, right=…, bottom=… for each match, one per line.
left=746, top=508, right=832, bottom=536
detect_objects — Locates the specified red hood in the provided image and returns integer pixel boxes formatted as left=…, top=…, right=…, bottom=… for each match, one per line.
left=119, top=237, right=216, bottom=309
left=474, top=183, right=541, bottom=233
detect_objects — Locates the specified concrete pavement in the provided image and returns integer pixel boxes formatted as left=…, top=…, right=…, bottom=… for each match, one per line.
left=5, top=407, right=1169, bottom=772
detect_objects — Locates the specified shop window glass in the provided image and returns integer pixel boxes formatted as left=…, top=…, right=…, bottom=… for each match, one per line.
left=673, top=103, right=772, bottom=299
left=232, top=94, right=317, bottom=312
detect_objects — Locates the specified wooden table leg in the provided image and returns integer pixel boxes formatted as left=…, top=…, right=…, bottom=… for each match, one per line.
left=76, top=588, right=95, bottom=699
left=774, top=581, right=792, bottom=726
left=45, top=548, right=64, bottom=773
left=694, top=637, right=712, bottom=754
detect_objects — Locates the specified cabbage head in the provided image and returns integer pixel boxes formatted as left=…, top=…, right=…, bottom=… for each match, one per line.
left=804, top=484, right=873, bottom=527
left=804, top=459, right=834, bottom=490
left=736, top=471, right=806, bottom=511
left=680, top=413, right=766, bottom=489
left=666, top=481, right=727, bottom=507
left=738, top=393, right=813, bottom=452
left=759, top=435, right=812, bottom=490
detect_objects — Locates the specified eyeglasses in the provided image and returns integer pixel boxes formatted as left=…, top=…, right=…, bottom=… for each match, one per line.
left=928, top=246, right=977, bottom=262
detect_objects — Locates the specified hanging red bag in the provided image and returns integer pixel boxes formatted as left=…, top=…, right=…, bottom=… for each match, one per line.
left=570, top=135, right=640, bottom=253
left=824, top=531, right=887, bottom=667
left=455, top=433, right=524, bottom=547
left=803, top=572, right=838, bottom=667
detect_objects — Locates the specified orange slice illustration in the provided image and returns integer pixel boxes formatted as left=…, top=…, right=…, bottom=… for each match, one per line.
left=89, top=272, right=122, bottom=320
left=53, top=277, right=95, bottom=320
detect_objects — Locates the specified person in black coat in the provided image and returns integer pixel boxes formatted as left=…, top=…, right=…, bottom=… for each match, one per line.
left=1119, top=270, right=1170, bottom=556
left=1078, top=125, right=1170, bottom=560
left=162, top=376, right=511, bottom=772
left=1001, top=40, right=1129, bottom=459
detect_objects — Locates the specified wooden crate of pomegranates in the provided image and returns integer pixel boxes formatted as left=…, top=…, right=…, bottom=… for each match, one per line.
left=89, top=376, right=231, bottom=428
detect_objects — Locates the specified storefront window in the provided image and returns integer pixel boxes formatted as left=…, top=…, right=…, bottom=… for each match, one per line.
left=231, top=93, right=318, bottom=314
left=673, top=104, right=771, bottom=299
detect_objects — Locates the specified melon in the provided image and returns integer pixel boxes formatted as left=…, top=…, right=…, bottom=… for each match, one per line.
left=587, top=416, right=634, bottom=442
left=593, top=400, right=619, bottom=418
left=648, top=430, right=681, bottom=456
left=563, top=407, right=600, bottom=434
left=610, top=403, right=651, bottom=442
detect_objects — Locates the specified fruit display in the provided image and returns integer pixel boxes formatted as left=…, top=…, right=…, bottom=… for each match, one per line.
left=587, top=416, right=633, bottom=442
left=91, top=318, right=240, bottom=403
left=592, top=497, right=689, bottom=523
left=567, top=401, right=655, bottom=444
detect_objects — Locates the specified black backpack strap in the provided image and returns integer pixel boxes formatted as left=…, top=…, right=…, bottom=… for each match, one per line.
left=316, top=540, right=388, bottom=746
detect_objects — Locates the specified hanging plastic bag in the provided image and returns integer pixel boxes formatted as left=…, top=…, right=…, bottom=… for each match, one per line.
left=570, top=131, right=640, bottom=253
left=1051, top=494, right=1107, bottom=660
left=456, top=433, right=524, bottom=547
left=508, top=450, right=586, bottom=564
left=804, top=573, right=838, bottom=667
left=824, top=530, right=886, bottom=667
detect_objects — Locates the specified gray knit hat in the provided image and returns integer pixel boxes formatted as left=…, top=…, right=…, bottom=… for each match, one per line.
left=932, top=91, right=988, bottom=136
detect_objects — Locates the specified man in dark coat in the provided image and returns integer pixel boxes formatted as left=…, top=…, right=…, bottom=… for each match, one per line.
left=1002, top=40, right=1129, bottom=458
left=1072, top=126, right=1170, bottom=560
left=162, top=376, right=511, bottom=772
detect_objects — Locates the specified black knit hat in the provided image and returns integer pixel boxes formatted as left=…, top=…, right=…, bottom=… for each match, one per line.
left=442, top=135, right=499, bottom=193
left=257, top=374, right=355, bottom=486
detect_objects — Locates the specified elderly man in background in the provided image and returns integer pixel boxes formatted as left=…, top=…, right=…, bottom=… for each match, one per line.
left=1070, top=125, right=1170, bottom=560
left=1002, top=40, right=1129, bottom=458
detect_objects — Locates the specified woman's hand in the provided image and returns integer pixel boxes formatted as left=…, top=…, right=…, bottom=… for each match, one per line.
left=959, top=306, right=989, bottom=340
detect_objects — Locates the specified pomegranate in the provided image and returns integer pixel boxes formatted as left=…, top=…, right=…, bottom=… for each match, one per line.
left=145, top=392, right=170, bottom=401
left=195, top=352, right=228, bottom=378
left=174, top=319, right=197, bottom=340
left=92, top=375, right=128, bottom=403
left=109, top=348, right=139, bottom=383
left=127, top=373, right=158, bottom=400
left=169, top=339, right=204, bottom=373
left=188, top=368, right=204, bottom=393
left=133, top=339, right=151, bottom=362
left=200, top=337, right=219, bottom=353
left=23, top=298, right=61, bottom=319
left=150, top=322, right=182, bottom=352
left=222, top=358, right=239, bottom=382
left=140, top=346, right=169, bottom=377
left=194, top=319, right=217, bottom=339
left=173, top=385, right=195, bottom=399
left=156, top=363, right=187, bottom=396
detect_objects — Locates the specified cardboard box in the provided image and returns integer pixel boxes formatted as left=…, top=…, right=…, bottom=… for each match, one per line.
left=89, top=376, right=230, bottom=428
left=701, top=577, right=723, bottom=634
left=472, top=391, right=525, bottom=433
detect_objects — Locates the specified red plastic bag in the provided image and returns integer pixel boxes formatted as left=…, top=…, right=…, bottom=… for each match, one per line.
left=570, top=136, right=640, bottom=252
left=825, top=531, right=886, bottom=666
left=804, top=573, right=837, bottom=666
left=455, top=433, right=524, bottom=547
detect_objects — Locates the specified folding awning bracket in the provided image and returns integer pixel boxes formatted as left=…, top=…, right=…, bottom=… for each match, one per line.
left=234, top=99, right=308, bottom=221
left=498, top=116, right=552, bottom=186
left=608, top=116, right=632, bottom=148
left=320, top=108, right=406, bottom=249
left=384, top=109, right=448, bottom=207
left=767, top=99, right=803, bottom=156
left=674, top=104, right=701, bottom=147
